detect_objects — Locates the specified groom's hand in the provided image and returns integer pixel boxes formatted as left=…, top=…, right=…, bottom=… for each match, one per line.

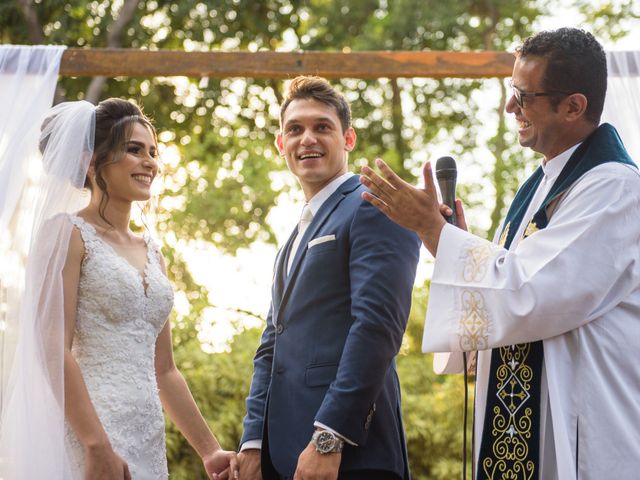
left=203, top=449, right=238, bottom=480
left=236, top=449, right=262, bottom=480
left=293, top=442, right=341, bottom=480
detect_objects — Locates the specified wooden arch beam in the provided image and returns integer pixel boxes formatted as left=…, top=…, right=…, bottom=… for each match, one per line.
left=60, top=48, right=516, bottom=78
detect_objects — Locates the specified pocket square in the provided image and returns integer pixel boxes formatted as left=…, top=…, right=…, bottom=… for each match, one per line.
left=307, top=234, right=336, bottom=248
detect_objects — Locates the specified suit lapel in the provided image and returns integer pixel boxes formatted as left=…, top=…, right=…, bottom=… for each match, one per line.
left=274, top=175, right=362, bottom=326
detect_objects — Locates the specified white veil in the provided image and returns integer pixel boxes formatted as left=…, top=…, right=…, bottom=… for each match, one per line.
left=602, top=51, right=640, bottom=161
left=0, top=98, right=95, bottom=478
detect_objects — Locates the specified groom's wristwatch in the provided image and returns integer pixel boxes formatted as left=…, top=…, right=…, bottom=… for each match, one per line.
left=311, top=429, right=345, bottom=454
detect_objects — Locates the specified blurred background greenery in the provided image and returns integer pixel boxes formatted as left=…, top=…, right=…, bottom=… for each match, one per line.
left=2, top=1, right=638, bottom=477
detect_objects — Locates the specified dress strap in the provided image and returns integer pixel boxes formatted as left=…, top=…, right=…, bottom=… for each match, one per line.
left=68, top=214, right=101, bottom=255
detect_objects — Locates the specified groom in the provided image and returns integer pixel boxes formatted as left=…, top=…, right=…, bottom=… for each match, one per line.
left=237, top=76, right=421, bottom=480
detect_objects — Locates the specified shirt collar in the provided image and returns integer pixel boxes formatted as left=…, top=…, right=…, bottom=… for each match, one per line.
left=541, top=143, right=581, bottom=181
left=307, top=172, right=355, bottom=215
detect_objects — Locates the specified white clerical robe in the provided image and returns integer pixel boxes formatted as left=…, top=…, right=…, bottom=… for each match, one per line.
left=423, top=147, right=640, bottom=479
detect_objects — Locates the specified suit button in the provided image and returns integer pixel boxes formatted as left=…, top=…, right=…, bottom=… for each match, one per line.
left=276, top=324, right=284, bottom=334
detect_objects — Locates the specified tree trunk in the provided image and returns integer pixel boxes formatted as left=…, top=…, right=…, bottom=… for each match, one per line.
left=85, top=0, right=140, bottom=104
left=18, top=0, right=66, bottom=103
left=390, top=78, right=409, bottom=178
left=18, top=0, right=45, bottom=44
left=480, top=0, right=509, bottom=239
left=488, top=82, right=509, bottom=239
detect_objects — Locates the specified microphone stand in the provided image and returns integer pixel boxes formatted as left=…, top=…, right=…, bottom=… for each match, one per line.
left=435, top=156, right=473, bottom=480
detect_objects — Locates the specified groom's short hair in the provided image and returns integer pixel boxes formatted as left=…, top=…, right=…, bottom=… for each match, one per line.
left=280, top=76, right=352, bottom=132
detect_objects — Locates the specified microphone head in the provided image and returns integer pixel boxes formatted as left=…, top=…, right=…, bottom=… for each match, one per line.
left=435, top=156, right=457, bottom=180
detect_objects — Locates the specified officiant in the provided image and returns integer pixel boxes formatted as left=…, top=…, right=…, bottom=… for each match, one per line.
left=360, top=27, right=640, bottom=480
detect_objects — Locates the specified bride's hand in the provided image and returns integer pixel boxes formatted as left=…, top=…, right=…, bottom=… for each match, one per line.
left=203, top=449, right=238, bottom=480
left=84, top=444, right=131, bottom=479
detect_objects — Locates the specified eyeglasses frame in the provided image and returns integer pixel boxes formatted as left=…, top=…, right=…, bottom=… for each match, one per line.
left=508, top=80, right=572, bottom=108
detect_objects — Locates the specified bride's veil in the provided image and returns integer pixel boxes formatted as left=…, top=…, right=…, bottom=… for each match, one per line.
left=0, top=101, right=95, bottom=479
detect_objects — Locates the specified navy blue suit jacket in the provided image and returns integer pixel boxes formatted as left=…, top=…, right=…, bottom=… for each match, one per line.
left=241, top=175, right=420, bottom=478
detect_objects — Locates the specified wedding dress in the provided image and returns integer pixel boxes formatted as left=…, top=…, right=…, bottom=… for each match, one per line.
left=64, top=215, right=174, bottom=479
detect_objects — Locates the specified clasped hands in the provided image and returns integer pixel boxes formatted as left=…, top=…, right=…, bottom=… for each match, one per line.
left=217, top=443, right=341, bottom=480
left=359, top=158, right=468, bottom=255
left=202, top=448, right=239, bottom=480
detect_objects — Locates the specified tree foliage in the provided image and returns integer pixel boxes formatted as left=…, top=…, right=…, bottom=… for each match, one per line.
left=2, top=0, right=637, bottom=477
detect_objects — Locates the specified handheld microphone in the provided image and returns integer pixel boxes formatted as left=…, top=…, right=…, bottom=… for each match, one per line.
left=436, top=156, right=471, bottom=480
left=435, top=156, right=457, bottom=226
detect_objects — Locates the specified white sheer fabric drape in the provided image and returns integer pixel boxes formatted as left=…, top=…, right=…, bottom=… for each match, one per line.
left=0, top=46, right=65, bottom=381
left=0, top=45, right=65, bottom=229
left=0, top=45, right=94, bottom=480
left=603, top=51, right=640, bottom=161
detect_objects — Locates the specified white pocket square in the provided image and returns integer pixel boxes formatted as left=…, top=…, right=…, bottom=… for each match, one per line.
left=307, top=234, right=336, bottom=249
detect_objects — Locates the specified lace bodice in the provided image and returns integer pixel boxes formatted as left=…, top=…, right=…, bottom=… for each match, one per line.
left=65, top=215, right=174, bottom=479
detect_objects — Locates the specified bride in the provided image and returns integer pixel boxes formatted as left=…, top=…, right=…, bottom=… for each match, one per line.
left=0, top=98, right=237, bottom=479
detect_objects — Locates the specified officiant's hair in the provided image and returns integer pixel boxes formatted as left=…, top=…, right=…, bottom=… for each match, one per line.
left=517, top=28, right=606, bottom=124
left=280, top=76, right=352, bottom=133
left=91, top=98, right=157, bottom=224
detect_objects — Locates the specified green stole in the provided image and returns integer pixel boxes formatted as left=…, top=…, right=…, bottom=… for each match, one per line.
left=477, top=123, right=636, bottom=480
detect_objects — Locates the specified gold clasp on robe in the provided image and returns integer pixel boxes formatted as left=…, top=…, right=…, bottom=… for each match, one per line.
left=523, top=221, right=539, bottom=239
left=498, top=223, right=510, bottom=247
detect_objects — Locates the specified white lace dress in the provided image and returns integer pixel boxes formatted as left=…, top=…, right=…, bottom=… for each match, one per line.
left=65, top=215, right=174, bottom=479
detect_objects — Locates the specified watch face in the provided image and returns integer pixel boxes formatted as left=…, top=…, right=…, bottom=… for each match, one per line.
left=316, top=431, right=337, bottom=453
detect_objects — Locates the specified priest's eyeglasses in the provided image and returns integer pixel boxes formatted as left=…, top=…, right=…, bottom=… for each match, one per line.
left=508, top=80, right=571, bottom=108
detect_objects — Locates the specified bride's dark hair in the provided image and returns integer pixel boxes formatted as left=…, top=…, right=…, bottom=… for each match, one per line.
left=91, top=98, right=157, bottom=226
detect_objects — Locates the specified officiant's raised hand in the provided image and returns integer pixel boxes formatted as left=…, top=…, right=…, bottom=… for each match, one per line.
left=359, top=158, right=467, bottom=255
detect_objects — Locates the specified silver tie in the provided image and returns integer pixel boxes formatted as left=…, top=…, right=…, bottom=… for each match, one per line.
left=287, top=204, right=314, bottom=274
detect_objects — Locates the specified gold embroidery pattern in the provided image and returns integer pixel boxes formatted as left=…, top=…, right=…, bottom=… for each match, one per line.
left=458, top=290, right=489, bottom=350
left=461, top=240, right=498, bottom=283
left=481, top=344, right=536, bottom=480
left=523, top=221, right=538, bottom=239
left=498, top=222, right=510, bottom=247
left=456, top=240, right=499, bottom=351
